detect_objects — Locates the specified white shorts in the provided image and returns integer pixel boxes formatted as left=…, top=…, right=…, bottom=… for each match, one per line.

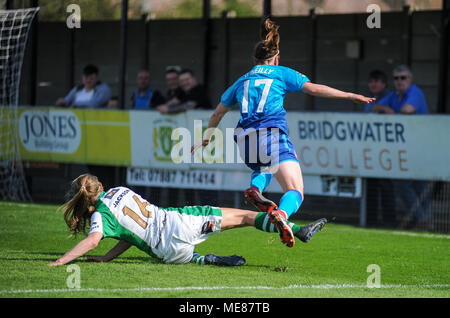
left=151, top=206, right=223, bottom=264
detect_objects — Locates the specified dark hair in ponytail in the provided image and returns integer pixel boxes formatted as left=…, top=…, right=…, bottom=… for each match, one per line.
left=63, top=174, right=101, bottom=237
left=253, top=18, right=280, bottom=63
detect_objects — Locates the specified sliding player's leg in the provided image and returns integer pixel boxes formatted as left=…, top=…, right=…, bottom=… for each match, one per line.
left=220, top=207, right=295, bottom=248
left=214, top=207, right=326, bottom=248
left=188, top=206, right=326, bottom=266
left=191, top=251, right=246, bottom=266
left=159, top=205, right=245, bottom=266
left=254, top=211, right=325, bottom=242
left=188, top=207, right=259, bottom=266
left=219, top=207, right=259, bottom=230
left=255, top=212, right=327, bottom=243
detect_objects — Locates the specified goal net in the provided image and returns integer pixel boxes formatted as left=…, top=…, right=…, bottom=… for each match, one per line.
left=0, top=7, right=39, bottom=201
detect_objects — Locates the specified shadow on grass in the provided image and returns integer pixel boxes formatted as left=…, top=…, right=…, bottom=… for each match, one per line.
left=240, top=264, right=276, bottom=270
left=0, top=251, right=159, bottom=264
left=2, top=251, right=276, bottom=269
left=104, top=256, right=160, bottom=264
left=0, top=251, right=63, bottom=262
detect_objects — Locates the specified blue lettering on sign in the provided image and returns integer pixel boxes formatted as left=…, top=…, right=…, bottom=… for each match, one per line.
left=297, top=120, right=405, bottom=143
left=22, top=113, right=78, bottom=144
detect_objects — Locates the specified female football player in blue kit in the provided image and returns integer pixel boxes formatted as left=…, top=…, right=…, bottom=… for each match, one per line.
left=192, top=18, right=375, bottom=248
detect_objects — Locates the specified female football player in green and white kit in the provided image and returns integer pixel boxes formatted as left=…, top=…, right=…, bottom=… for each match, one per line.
left=48, top=174, right=326, bottom=267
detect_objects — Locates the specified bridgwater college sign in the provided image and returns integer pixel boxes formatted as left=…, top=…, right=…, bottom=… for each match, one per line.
left=288, top=113, right=450, bottom=181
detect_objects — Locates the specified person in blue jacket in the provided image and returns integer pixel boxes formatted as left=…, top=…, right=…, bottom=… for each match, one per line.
left=192, top=18, right=374, bottom=247
left=56, top=64, right=111, bottom=108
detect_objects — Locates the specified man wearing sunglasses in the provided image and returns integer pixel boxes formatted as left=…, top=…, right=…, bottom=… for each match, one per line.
left=371, top=65, right=431, bottom=231
left=372, top=65, right=428, bottom=115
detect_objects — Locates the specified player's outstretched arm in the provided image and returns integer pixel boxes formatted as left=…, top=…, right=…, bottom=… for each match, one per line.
left=86, top=240, right=132, bottom=263
left=302, top=82, right=375, bottom=104
left=47, top=232, right=103, bottom=266
left=191, top=103, right=230, bottom=153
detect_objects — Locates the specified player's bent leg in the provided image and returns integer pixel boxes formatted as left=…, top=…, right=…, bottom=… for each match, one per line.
left=219, top=208, right=258, bottom=231
left=244, top=170, right=277, bottom=213
left=262, top=160, right=305, bottom=247
left=272, top=160, right=305, bottom=219
left=249, top=170, right=273, bottom=193
left=244, top=186, right=278, bottom=213
left=272, top=160, right=304, bottom=198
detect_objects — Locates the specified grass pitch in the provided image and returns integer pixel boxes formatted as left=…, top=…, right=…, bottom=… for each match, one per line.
left=0, top=201, right=449, bottom=298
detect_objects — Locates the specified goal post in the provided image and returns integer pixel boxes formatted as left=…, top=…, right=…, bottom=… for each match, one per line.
left=0, top=7, right=39, bottom=201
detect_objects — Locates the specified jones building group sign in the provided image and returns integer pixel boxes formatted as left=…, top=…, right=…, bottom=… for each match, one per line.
left=19, top=109, right=81, bottom=153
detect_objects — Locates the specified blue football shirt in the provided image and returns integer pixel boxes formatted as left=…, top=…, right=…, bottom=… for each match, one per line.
left=221, top=65, right=310, bottom=134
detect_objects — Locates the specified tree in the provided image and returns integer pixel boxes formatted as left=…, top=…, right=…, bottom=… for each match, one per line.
left=37, top=0, right=144, bottom=21
left=148, top=0, right=260, bottom=19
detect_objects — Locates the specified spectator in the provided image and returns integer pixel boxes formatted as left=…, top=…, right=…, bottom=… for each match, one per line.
left=56, top=64, right=111, bottom=108
left=157, top=68, right=215, bottom=206
left=55, top=65, right=112, bottom=195
left=373, top=65, right=432, bottom=231
left=157, top=68, right=212, bottom=114
left=363, top=70, right=390, bottom=113
left=107, top=96, right=120, bottom=109
left=178, top=68, right=212, bottom=109
left=130, top=69, right=165, bottom=109
left=164, top=66, right=185, bottom=102
left=363, top=70, right=396, bottom=228
left=372, top=65, right=428, bottom=114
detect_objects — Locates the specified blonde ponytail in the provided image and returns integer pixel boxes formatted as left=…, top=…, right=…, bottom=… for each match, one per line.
left=63, top=174, right=101, bottom=237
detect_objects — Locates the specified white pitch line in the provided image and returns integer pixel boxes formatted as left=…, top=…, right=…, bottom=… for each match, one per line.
left=332, top=227, right=450, bottom=240
left=1, top=284, right=449, bottom=295
left=390, top=231, right=450, bottom=240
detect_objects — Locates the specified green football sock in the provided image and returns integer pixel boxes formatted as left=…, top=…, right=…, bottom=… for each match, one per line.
left=254, top=212, right=300, bottom=234
left=191, top=251, right=205, bottom=265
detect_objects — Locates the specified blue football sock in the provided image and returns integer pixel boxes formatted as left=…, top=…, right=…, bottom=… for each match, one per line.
left=250, top=171, right=273, bottom=193
left=279, top=190, right=303, bottom=218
